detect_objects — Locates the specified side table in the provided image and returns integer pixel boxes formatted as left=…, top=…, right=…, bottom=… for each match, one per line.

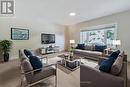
left=104, top=48, right=113, bottom=55
left=38, top=55, right=48, bottom=64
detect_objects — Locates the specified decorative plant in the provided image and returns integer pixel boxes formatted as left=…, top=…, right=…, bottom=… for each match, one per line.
left=69, top=46, right=75, bottom=61
left=0, top=40, right=12, bottom=62
left=69, top=47, right=75, bottom=53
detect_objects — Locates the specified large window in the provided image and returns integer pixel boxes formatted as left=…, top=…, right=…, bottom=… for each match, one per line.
left=80, top=24, right=117, bottom=47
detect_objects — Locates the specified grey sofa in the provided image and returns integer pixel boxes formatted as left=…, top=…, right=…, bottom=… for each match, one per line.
left=74, top=49, right=104, bottom=61
left=80, top=53, right=127, bottom=87
left=73, top=44, right=108, bottom=61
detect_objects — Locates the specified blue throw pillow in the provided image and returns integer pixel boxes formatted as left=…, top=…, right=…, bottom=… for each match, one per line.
left=109, top=50, right=120, bottom=60
left=76, top=44, right=85, bottom=50
left=99, top=57, right=115, bottom=73
left=95, top=45, right=107, bottom=52
left=29, top=56, right=43, bottom=70
left=24, top=49, right=33, bottom=58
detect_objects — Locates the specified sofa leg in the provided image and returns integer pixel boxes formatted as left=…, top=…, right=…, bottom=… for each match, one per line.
left=55, top=76, right=57, bottom=87
left=55, top=64, right=57, bottom=87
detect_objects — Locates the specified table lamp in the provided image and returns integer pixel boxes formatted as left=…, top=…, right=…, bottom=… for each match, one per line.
left=70, top=40, right=75, bottom=44
left=112, top=40, right=121, bottom=49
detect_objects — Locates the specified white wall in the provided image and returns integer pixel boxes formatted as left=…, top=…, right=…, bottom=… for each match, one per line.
left=68, top=10, right=130, bottom=61
left=0, top=18, right=66, bottom=60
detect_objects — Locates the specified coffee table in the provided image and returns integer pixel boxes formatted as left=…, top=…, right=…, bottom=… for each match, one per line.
left=57, top=53, right=81, bottom=71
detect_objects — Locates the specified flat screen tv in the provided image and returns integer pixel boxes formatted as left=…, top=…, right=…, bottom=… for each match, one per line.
left=41, top=33, right=55, bottom=44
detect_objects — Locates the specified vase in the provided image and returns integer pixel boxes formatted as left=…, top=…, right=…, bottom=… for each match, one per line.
left=70, top=52, right=73, bottom=61
left=4, top=53, right=9, bottom=62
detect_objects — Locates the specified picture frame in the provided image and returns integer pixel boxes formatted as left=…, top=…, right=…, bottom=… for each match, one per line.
left=11, top=28, right=29, bottom=40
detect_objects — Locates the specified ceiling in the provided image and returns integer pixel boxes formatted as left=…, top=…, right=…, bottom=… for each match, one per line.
left=16, top=0, right=130, bottom=25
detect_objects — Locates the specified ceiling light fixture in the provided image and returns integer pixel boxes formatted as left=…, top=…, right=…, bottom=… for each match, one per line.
left=69, top=12, right=76, bottom=16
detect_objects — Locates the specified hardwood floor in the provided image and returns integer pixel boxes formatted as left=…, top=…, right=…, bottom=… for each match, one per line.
left=0, top=60, right=21, bottom=87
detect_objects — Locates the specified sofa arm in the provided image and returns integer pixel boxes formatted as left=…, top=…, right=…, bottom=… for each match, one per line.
left=21, top=64, right=56, bottom=75
left=80, top=64, right=124, bottom=87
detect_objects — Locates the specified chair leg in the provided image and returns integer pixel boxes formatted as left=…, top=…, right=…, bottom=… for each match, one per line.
left=20, top=78, right=24, bottom=87
left=55, top=64, right=57, bottom=87
left=20, top=75, right=28, bottom=87
left=55, top=76, right=57, bottom=87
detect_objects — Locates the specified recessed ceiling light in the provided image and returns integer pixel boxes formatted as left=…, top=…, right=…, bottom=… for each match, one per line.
left=69, top=12, right=76, bottom=16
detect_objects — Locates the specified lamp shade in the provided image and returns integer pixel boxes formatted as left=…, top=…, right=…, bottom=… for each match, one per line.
left=112, top=40, right=121, bottom=45
left=70, top=40, right=75, bottom=44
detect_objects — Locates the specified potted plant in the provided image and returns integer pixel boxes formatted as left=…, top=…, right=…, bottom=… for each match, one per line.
left=69, top=47, right=75, bottom=61
left=0, top=40, right=12, bottom=62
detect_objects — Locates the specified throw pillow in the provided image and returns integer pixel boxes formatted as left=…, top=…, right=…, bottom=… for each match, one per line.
left=109, top=50, right=120, bottom=60
left=99, top=57, right=115, bottom=73
left=110, top=52, right=124, bottom=75
left=95, top=45, right=107, bottom=52
left=29, top=56, right=43, bottom=70
left=24, top=49, right=33, bottom=58
left=76, top=44, right=85, bottom=50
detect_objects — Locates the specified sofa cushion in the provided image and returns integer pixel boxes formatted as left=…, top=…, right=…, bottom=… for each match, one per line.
left=22, top=59, right=33, bottom=73
left=21, top=59, right=34, bottom=83
left=110, top=52, right=124, bottom=75
left=29, top=56, right=43, bottom=70
left=74, top=49, right=102, bottom=56
left=99, top=56, right=115, bottom=73
left=76, top=44, right=85, bottom=50
left=30, top=67, right=56, bottom=83
left=24, top=49, right=33, bottom=58
left=95, top=45, right=107, bottom=52
left=109, top=50, right=120, bottom=60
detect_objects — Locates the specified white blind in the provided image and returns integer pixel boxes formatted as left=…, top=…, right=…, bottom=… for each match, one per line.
left=80, top=25, right=116, bottom=47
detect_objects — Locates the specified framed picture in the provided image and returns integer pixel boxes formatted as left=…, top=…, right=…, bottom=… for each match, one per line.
left=11, top=28, right=29, bottom=40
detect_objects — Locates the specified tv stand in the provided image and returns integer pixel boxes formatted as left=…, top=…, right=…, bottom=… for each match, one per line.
left=40, top=46, right=59, bottom=55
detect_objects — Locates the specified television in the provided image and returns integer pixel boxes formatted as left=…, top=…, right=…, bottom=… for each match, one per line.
left=41, top=33, right=55, bottom=44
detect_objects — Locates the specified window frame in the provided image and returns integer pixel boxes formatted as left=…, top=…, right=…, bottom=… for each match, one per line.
left=80, top=23, right=117, bottom=46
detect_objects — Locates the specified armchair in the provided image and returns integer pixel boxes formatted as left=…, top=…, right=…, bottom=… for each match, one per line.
left=19, top=49, right=56, bottom=87
left=20, top=59, right=56, bottom=87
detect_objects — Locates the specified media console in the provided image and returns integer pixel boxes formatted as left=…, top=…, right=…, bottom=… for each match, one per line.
left=40, top=46, right=60, bottom=55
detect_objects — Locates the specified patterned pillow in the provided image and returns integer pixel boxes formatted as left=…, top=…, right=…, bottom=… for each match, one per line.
left=85, top=45, right=95, bottom=51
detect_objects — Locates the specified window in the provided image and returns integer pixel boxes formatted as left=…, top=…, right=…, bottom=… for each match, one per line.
left=80, top=24, right=117, bottom=47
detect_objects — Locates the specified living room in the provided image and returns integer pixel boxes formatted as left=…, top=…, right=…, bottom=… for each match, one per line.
left=0, top=0, right=130, bottom=87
